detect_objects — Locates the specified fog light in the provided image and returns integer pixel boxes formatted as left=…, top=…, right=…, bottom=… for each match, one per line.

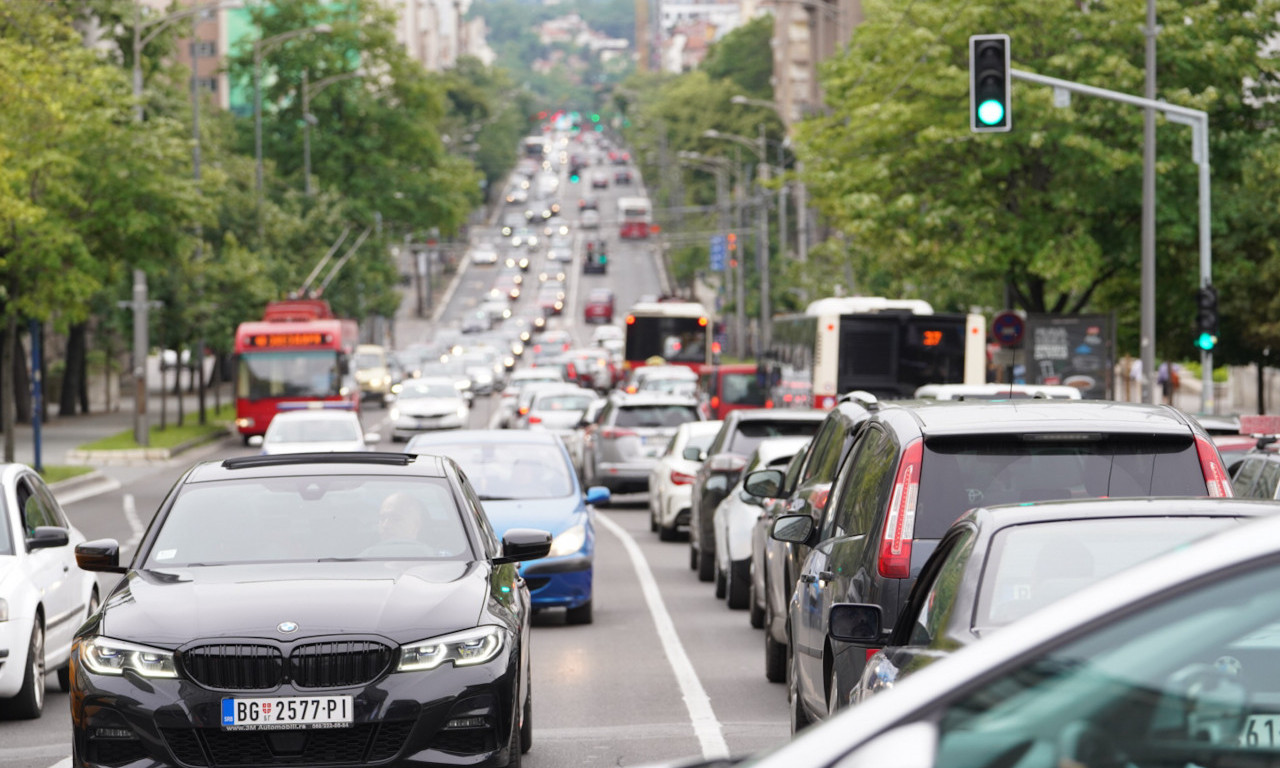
left=94, top=728, right=136, bottom=740
left=444, top=717, right=488, bottom=730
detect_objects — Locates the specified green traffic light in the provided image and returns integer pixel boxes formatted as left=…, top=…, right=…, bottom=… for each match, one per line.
left=570, top=174, right=580, bottom=183
left=1196, top=332, right=1218, bottom=351
left=591, top=114, right=600, bottom=122
left=977, top=99, right=1005, bottom=126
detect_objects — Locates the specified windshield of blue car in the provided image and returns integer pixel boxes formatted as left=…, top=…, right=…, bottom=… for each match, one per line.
left=974, top=516, right=1237, bottom=630
left=418, top=442, right=575, bottom=500
left=145, top=477, right=471, bottom=567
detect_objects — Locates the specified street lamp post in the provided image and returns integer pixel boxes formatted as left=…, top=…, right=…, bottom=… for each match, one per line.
left=302, top=69, right=362, bottom=196
left=254, top=23, right=332, bottom=227
left=679, top=151, right=745, bottom=358
left=730, top=95, right=808, bottom=264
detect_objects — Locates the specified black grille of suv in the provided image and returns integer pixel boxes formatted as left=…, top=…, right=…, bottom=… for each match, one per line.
left=182, top=640, right=393, bottom=690
left=290, top=640, right=394, bottom=688
left=183, top=645, right=284, bottom=690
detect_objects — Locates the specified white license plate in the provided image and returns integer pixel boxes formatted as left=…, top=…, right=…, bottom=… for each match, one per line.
left=221, top=696, right=353, bottom=731
left=1242, top=715, right=1280, bottom=747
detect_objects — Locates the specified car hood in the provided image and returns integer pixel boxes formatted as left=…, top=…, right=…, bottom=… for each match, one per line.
left=396, top=397, right=465, bottom=416
left=477, top=497, right=583, bottom=539
left=99, top=561, right=488, bottom=648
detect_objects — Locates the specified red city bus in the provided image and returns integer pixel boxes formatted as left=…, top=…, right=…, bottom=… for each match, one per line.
left=233, top=300, right=360, bottom=442
left=623, top=300, right=713, bottom=375
left=617, top=196, right=652, bottom=239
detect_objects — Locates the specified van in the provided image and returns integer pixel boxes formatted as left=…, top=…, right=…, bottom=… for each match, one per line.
left=353, top=344, right=392, bottom=406
left=698, top=364, right=771, bottom=420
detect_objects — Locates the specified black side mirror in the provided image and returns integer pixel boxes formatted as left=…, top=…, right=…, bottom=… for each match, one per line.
left=828, top=603, right=888, bottom=644
left=76, top=538, right=127, bottom=573
left=771, top=514, right=815, bottom=545
left=27, top=526, right=68, bottom=551
left=494, top=528, right=552, bottom=564
left=744, top=469, right=785, bottom=499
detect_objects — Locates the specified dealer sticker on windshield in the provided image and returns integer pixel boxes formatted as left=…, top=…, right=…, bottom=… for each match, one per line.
left=221, top=696, right=353, bottom=730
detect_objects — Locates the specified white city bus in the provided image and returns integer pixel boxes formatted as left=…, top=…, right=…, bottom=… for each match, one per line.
left=766, top=296, right=987, bottom=408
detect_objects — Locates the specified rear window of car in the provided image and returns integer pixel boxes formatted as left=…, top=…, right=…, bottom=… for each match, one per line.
left=915, top=436, right=1205, bottom=538
left=727, top=420, right=823, bottom=456
left=615, top=405, right=700, bottom=428
left=535, top=394, right=596, bottom=412
left=975, top=516, right=1236, bottom=630
left=720, top=372, right=768, bottom=406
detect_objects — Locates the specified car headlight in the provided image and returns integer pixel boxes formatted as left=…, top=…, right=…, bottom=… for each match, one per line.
left=390, top=408, right=401, bottom=420
left=80, top=636, right=178, bottom=679
left=398, top=626, right=506, bottom=672
left=457, top=405, right=469, bottom=419
left=548, top=523, right=587, bottom=557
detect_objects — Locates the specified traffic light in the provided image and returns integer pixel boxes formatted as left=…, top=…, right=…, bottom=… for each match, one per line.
left=1196, top=284, right=1219, bottom=351
left=970, top=34, right=1011, bottom=133
left=727, top=233, right=737, bottom=252
left=570, top=172, right=580, bottom=183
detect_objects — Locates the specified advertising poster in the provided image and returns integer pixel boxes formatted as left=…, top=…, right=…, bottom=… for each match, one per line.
left=1024, top=314, right=1113, bottom=399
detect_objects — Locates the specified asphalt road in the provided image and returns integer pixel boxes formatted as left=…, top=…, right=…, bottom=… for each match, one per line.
left=0, top=135, right=790, bottom=768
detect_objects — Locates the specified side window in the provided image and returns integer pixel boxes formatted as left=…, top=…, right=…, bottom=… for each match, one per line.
left=824, top=428, right=897, bottom=540
left=17, top=477, right=52, bottom=537
left=799, top=419, right=839, bottom=484
left=1259, top=460, right=1280, bottom=500
left=809, top=421, right=850, bottom=483
left=908, top=529, right=976, bottom=646
left=1233, top=458, right=1265, bottom=498
left=457, top=471, right=500, bottom=557
left=34, top=480, right=67, bottom=528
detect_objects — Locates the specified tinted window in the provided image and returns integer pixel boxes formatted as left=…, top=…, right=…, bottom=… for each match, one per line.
left=534, top=394, right=596, bottom=412
left=824, top=428, right=897, bottom=539
left=909, top=529, right=976, bottom=646
left=615, top=405, right=700, bottom=428
left=147, top=477, right=469, bottom=566
left=18, top=477, right=53, bottom=534
left=727, top=420, right=822, bottom=457
left=1257, top=461, right=1280, bottom=501
left=976, top=517, right=1235, bottom=630
left=915, top=437, right=1205, bottom=539
left=1234, top=458, right=1265, bottom=497
left=800, top=419, right=841, bottom=484
left=721, top=372, right=767, bottom=406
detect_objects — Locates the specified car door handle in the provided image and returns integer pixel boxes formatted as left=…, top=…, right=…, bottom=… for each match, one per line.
left=799, top=573, right=818, bottom=584
left=818, top=570, right=834, bottom=583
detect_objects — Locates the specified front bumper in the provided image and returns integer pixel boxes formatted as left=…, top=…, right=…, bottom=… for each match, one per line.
left=518, top=556, right=592, bottom=610
left=71, top=638, right=520, bottom=768
left=393, top=414, right=466, bottom=439
left=0, top=618, right=27, bottom=698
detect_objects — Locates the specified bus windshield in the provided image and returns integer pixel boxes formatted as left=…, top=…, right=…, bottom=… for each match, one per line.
left=237, top=350, right=342, bottom=400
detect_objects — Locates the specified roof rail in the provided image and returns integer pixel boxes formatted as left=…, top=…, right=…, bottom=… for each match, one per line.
left=222, top=452, right=414, bottom=470
left=839, top=390, right=879, bottom=411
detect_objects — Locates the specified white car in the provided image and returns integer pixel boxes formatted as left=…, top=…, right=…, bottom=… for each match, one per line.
left=580, top=209, right=601, bottom=229
left=389, top=377, right=471, bottom=440
left=547, top=247, right=573, bottom=263
left=712, top=436, right=811, bottom=610
left=494, top=368, right=568, bottom=428
left=0, top=464, right=97, bottom=718
left=249, top=410, right=380, bottom=454
left=648, top=421, right=723, bottom=541
left=468, top=244, right=499, bottom=265
left=519, top=386, right=601, bottom=476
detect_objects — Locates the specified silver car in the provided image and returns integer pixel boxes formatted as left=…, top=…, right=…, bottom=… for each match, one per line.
left=518, top=386, right=601, bottom=477
left=584, top=393, right=705, bottom=495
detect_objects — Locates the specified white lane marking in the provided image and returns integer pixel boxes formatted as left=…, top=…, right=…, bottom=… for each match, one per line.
left=56, top=476, right=121, bottom=506
left=122, top=493, right=145, bottom=551
left=44, top=758, right=70, bottom=768
left=596, top=512, right=730, bottom=760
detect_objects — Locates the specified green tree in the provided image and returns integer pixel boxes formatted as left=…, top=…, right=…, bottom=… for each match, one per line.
left=701, top=15, right=773, bottom=100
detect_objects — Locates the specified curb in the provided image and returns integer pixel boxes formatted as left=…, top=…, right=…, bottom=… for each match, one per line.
left=66, top=426, right=232, bottom=465
left=48, top=469, right=110, bottom=494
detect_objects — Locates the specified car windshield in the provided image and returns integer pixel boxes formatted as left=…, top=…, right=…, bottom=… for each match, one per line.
left=616, top=405, right=700, bottom=429
left=916, top=436, right=1206, bottom=537
left=145, top=476, right=470, bottom=566
left=266, top=418, right=360, bottom=444
left=355, top=354, right=382, bottom=369
left=417, top=442, right=574, bottom=499
left=400, top=382, right=459, bottom=399
left=975, top=516, right=1237, bottom=630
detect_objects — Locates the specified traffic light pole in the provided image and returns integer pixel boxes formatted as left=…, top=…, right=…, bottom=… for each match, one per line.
left=1009, top=68, right=1213, bottom=414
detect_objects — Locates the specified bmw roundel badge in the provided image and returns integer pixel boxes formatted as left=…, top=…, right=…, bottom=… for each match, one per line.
left=277, top=621, right=299, bottom=634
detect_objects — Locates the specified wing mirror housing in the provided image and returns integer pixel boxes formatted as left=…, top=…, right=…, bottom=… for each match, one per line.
left=76, top=538, right=128, bottom=574
left=26, top=526, right=68, bottom=552
left=829, top=603, right=890, bottom=644
left=682, top=446, right=705, bottom=462
left=494, top=528, right=553, bottom=564
left=771, top=513, right=815, bottom=545
left=585, top=486, right=611, bottom=505
left=743, top=468, right=785, bottom=499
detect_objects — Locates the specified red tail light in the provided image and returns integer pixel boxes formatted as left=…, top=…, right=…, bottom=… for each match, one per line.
left=1195, top=434, right=1233, bottom=497
left=670, top=470, right=696, bottom=485
left=601, top=427, right=638, bottom=439
left=707, top=454, right=747, bottom=474
left=765, top=399, right=774, bottom=408
left=878, top=438, right=923, bottom=579
left=865, top=648, right=880, bottom=663
left=626, top=315, right=636, bottom=325
left=528, top=415, right=542, bottom=424
left=811, top=486, right=831, bottom=511
left=710, top=395, right=721, bottom=411
left=567, top=363, right=577, bottom=379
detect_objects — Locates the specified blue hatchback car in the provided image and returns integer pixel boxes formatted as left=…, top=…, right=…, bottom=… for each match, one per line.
left=407, top=430, right=609, bottom=624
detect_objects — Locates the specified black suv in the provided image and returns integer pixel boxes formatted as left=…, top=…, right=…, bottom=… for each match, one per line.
left=689, top=409, right=826, bottom=582
left=71, top=452, right=551, bottom=768
left=743, top=394, right=872, bottom=683
left=771, top=399, right=1233, bottom=732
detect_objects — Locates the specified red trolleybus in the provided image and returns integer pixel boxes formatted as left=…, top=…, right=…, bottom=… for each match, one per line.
left=623, top=300, right=713, bottom=375
left=233, top=300, right=360, bottom=442
left=617, top=196, right=652, bottom=239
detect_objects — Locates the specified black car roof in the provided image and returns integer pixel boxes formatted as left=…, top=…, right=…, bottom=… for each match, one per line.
left=727, top=408, right=827, bottom=424
left=885, top=400, right=1196, bottom=437
left=962, top=496, right=1280, bottom=528
left=188, top=452, right=449, bottom=482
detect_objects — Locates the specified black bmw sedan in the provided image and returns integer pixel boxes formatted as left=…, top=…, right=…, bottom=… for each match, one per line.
left=70, top=452, right=550, bottom=768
